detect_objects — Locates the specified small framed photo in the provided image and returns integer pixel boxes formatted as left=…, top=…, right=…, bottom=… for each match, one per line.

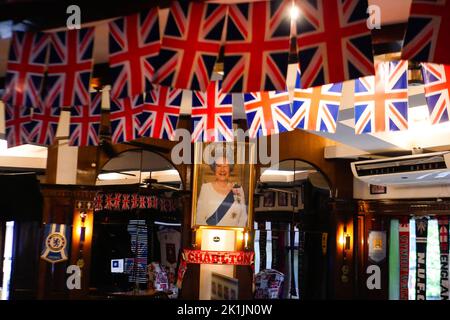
left=370, top=184, right=387, bottom=195
left=278, top=192, right=288, bottom=207
left=263, top=191, right=275, bottom=207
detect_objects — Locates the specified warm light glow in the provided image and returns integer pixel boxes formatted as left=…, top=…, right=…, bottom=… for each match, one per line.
left=244, top=232, right=249, bottom=248
left=290, top=4, right=300, bottom=20
left=237, top=231, right=244, bottom=242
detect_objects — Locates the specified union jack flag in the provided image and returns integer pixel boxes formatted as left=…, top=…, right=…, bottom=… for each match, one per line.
left=139, top=196, right=146, bottom=209
left=221, top=0, right=292, bottom=93
left=294, top=0, right=374, bottom=88
left=94, top=193, right=104, bottom=211
left=110, top=94, right=145, bottom=144
left=421, top=63, right=450, bottom=124
left=131, top=193, right=139, bottom=209
left=3, top=31, right=49, bottom=109
left=138, top=85, right=183, bottom=140
left=291, top=69, right=342, bottom=133
left=354, top=60, right=409, bottom=134
left=243, top=90, right=292, bottom=138
left=105, top=193, right=114, bottom=210
left=191, top=80, right=233, bottom=142
left=109, top=8, right=161, bottom=100
left=122, top=194, right=130, bottom=210
left=69, top=92, right=102, bottom=147
left=402, top=0, right=450, bottom=65
left=45, top=27, right=94, bottom=108
left=28, top=104, right=61, bottom=146
left=4, top=104, right=32, bottom=148
left=113, top=193, right=121, bottom=210
left=151, top=1, right=227, bottom=91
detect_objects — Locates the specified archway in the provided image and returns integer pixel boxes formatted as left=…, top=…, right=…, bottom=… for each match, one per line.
left=252, top=159, right=332, bottom=300
left=89, top=149, right=184, bottom=298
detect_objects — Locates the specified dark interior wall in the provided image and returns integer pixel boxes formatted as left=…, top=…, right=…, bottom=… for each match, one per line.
left=9, top=221, right=41, bottom=300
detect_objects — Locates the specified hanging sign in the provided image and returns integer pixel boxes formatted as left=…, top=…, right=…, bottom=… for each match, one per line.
left=368, top=231, right=386, bottom=263
left=40, top=224, right=70, bottom=263
left=399, top=219, right=410, bottom=300
left=438, top=217, right=449, bottom=300
left=176, top=250, right=254, bottom=288
left=416, top=218, right=428, bottom=300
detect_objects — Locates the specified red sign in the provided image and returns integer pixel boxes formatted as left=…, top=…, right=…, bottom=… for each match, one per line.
left=176, top=250, right=254, bottom=288
left=182, top=249, right=254, bottom=266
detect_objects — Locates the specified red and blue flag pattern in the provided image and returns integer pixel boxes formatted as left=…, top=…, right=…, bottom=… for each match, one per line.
left=4, top=104, right=33, bottom=148
left=151, top=1, right=227, bottom=92
left=138, top=85, right=183, bottom=141
left=109, top=8, right=161, bottom=99
left=28, top=104, right=61, bottom=146
left=291, top=68, right=342, bottom=133
left=294, top=0, right=374, bottom=89
left=354, top=60, right=409, bottom=134
left=3, top=31, right=49, bottom=109
left=402, top=0, right=450, bottom=65
left=243, top=90, right=292, bottom=138
left=69, top=92, right=102, bottom=146
left=222, top=0, right=292, bottom=93
left=421, top=62, right=450, bottom=125
left=45, top=27, right=94, bottom=108
left=191, top=80, right=233, bottom=142
left=110, top=94, right=145, bottom=143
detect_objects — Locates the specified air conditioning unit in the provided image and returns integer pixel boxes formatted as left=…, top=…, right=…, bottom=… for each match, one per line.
left=351, top=151, right=450, bottom=185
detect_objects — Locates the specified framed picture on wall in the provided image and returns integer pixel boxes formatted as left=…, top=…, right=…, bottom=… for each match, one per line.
left=370, top=184, right=387, bottom=195
left=191, top=142, right=255, bottom=229
left=278, top=192, right=288, bottom=207
left=263, top=191, right=275, bottom=207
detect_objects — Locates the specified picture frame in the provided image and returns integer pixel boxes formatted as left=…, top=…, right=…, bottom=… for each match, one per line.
left=369, top=184, right=387, bottom=195
left=191, top=142, right=255, bottom=230
left=278, top=192, right=288, bottom=207
left=263, top=191, right=275, bottom=207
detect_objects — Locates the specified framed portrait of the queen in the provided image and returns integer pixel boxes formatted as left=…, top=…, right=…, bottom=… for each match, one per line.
left=191, top=142, right=255, bottom=230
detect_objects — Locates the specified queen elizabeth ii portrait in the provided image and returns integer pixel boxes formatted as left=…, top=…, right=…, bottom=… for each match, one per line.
left=193, top=143, right=253, bottom=228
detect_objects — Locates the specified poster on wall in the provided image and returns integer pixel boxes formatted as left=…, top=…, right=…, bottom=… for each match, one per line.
left=40, top=223, right=70, bottom=263
left=211, top=272, right=239, bottom=300
left=191, top=142, right=255, bottom=229
left=368, top=231, right=386, bottom=263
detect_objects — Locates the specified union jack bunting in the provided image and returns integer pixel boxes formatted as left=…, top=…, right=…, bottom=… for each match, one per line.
left=151, top=1, right=227, bottom=91
left=191, top=81, right=233, bottom=142
left=131, top=193, right=139, bottom=209
left=138, top=85, right=183, bottom=140
left=295, top=0, right=374, bottom=88
left=122, top=194, right=130, bottom=210
left=354, top=60, right=409, bottom=134
left=421, top=63, right=450, bottom=124
left=69, top=92, right=102, bottom=147
left=3, top=31, right=49, bottom=109
left=110, top=94, right=145, bottom=144
left=45, top=27, right=94, bottom=108
left=243, top=90, right=292, bottom=138
left=402, top=0, right=450, bottom=65
left=4, top=104, right=32, bottom=148
left=291, top=69, right=342, bottom=133
left=221, top=0, right=292, bottom=93
left=28, top=104, right=61, bottom=146
left=109, top=8, right=161, bottom=99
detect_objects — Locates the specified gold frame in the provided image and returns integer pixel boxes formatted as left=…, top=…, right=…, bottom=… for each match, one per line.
left=191, top=141, right=255, bottom=231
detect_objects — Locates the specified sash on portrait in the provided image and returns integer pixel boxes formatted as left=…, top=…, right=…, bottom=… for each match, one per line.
left=415, top=218, right=428, bottom=300
left=206, top=190, right=234, bottom=225
left=438, top=217, right=449, bottom=300
left=399, top=218, right=410, bottom=300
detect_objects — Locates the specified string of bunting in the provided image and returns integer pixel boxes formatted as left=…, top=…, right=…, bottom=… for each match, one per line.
left=93, top=192, right=177, bottom=213
left=1, top=0, right=449, bottom=148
